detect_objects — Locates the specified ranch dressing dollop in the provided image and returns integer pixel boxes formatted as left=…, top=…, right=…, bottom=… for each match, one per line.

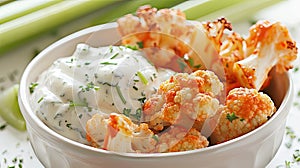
left=30, top=44, right=173, bottom=143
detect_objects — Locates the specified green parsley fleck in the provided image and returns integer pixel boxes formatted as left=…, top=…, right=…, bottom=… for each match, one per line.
left=133, top=86, right=138, bottom=91
left=285, top=126, right=296, bottom=149
left=116, top=85, right=126, bottom=104
left=152, top=134, right=159, bottom=142
left=131, top=108, right=142, bottom=120
left=226, top=113, right=239, bottom=122
left=110, top=52, right=119, bottom=59
left=37, top=97, right=44, bottom=103
left=137, top=71, right=148, bottom=85
left=294, top=67, right=299, bottom=73
left=136, top=41, right=144, bottom=49
left=125, top=45, right=138, bottom=50
left=123, top=108, right=131, bottom=117
left=293, top=149, right=300, bottom=162
left=0, top=123, right=7, bottom=130
left=69, top=101, right=87, bottom=108
left=177, top=58, right=187, bottom=72
left=137, top=97, right=146, bottom=104
left=100, top=62, right=117, bottom=65
left=66, top=123, right=72, bottom=128
left=79, top=82, right=100, bottom=92
left=29, top=82, right=38, bottom=94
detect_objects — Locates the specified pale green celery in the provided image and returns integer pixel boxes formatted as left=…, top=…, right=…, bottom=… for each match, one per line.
left=0, top=0, right=117, bottom=54
left=175, top=0, right=282, bottom=22
left=0, top=0, right=62, bottom=24
left=0, top=84, right=26, bottom=131
left=196, top=0, right=283, bottom=22
left=174, top=0, right=244, bottom=20
left=90, top=0, right=186, bottom=25
left=0, top=0, right=13, bottom=6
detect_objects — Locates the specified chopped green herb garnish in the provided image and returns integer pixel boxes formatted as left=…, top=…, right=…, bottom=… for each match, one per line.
left=294, top=67, right=299, bottom=73
left=110, top=52, right=119, bottom=59
left=285, top=126, right=296, bottom=149
left=109, top=45, right=113, bottom=53
left=136, top=41, right=144, bottom=49
left=66, top=58, right=75, bottom=63
left=193, top=64, right=202, bottom=69
left=37, top=97, right=44, bottom=103
left=177, top=58, right=187, bottom=72
left=125, top=45, right=138, bottom=50
left=116, top=85, right=126, bottom=104
left=131, top=108, right=142, bottom=120
left=66, top=123, right=72, bottom=128
left=133, top=86, right=138, bottom=91
left=297, top=90, right=300, bottom=97
left=152, top=134, right=159, bottom=142
left=123, top=108, right=131, bottom=117
left=226, top=112, right=239, bottom=122
left=69, top=101, right=87, bottom=108
left=138, top=97, right=146, bottom=104
left=100, top=62, right=117, bottom=65
left=137, top=71, right=148, bottom=85
left=0, top=123, right=7, bottom=130
left=84, top=62, right=91, bottom=65
left=79, top=82, right=100, bottom=92
left=29, top=82, right=38, bottom=94
left=293, top=149, right=300, bottom=162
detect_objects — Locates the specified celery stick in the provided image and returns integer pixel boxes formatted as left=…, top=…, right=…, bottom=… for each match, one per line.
left=0, top=84, right=26, bottom=131
left=90, top=0, right=186, bottom=25
left=196, top=0, right=283, bottom=22
left=0, top=0, right=13, bottom=6
left=0, top=0, right=117, bottom=54
left=0, top=0, right=63, bottom=24
left=175, top=0, right=283, bottom=22
left=173, top=0, right=244, bottom=20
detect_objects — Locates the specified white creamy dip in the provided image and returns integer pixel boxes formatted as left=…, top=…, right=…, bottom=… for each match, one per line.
left=30, top=44, right=173, bottom=143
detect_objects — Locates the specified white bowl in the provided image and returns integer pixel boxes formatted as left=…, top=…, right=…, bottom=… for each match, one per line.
left=19, top=22, right=293, bottom=168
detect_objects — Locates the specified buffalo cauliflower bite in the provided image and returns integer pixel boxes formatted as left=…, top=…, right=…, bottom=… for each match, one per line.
left=202, top=18, right=297, bottom=91
left=210, top=87, right=276, bottom=144
left=155, top=126, right=209, bottom=153
left=143, top=70, right=223, bottom=133
left=117, top=5, right=221, bottom=72
left=86, top=113, right=156, bottom=153
left=233, top=20, right=297, bottom=90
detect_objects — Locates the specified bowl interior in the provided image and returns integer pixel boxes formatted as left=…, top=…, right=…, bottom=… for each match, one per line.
left=19, top=22, right=292, bottom=158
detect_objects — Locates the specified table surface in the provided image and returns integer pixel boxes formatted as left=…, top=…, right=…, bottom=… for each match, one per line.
left=1, top=0, right=300, bottom=167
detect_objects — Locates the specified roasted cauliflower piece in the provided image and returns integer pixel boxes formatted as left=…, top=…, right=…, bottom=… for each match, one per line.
left=232, top=20, right=297, bottom=90
left=86, top=113, right=156, bottom=153
left=117, top=5, right=221, bottom=72
left=143, top=70, right=223, bottom=133
left=210, top=87, right=276, bottom=144
left=155, top=126, right=209, bottom=153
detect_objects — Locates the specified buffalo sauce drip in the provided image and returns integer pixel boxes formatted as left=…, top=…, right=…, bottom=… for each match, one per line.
left=103, top=115, right=119, bottom=150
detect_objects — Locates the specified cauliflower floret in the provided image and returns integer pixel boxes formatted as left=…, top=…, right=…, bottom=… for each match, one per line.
left=86, top=113, right=156, bottom=153
left=155, top=126, right=209, bottom=153
left=203, top=18, right=297, bottom=91
left=210, top=87, right=276, bottom=144
left=232, top=20, right=297, bottom=90
left=132, top=123, right=157, bottom=153
left=143, top=70, right=223, bottom=133
left=202, top=17, right=233, bottom=52
left=219, top=32, right=246, bottom=90
left=117, top=5, right=216, bottom=72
